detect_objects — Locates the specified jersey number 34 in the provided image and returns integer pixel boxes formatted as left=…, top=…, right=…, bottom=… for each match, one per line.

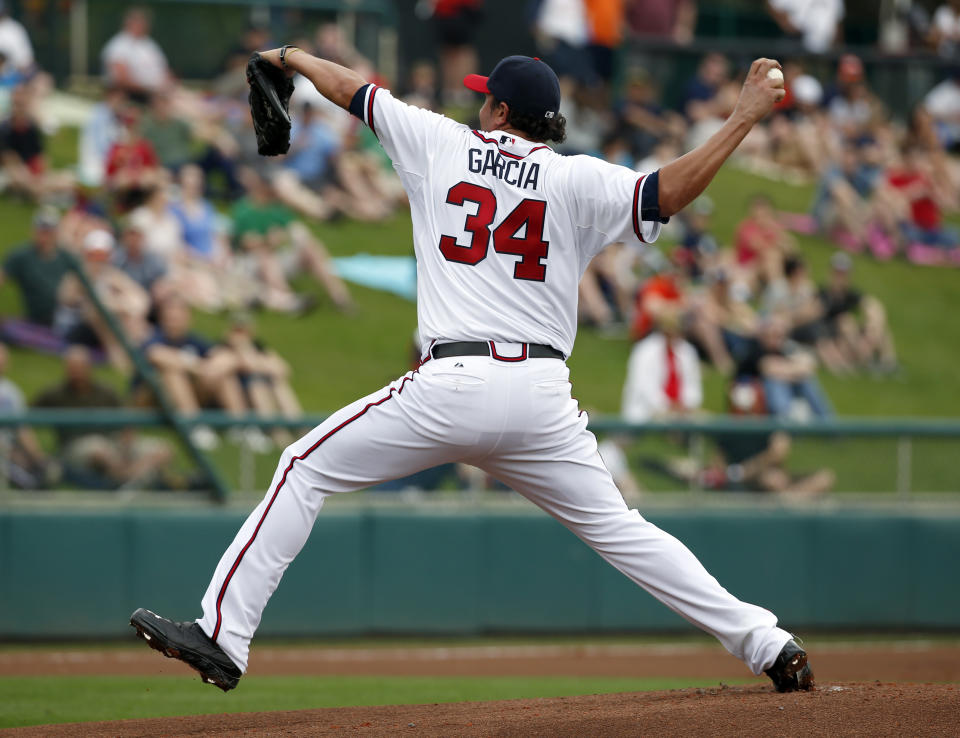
left=439, top=182, right=548, bottom=282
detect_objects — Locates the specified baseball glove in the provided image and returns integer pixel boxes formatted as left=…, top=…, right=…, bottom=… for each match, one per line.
left=246, top=52, right=295, bottom=156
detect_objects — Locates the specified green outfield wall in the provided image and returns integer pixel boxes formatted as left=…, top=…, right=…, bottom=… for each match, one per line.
left=1, top=507, right=958, bottom=638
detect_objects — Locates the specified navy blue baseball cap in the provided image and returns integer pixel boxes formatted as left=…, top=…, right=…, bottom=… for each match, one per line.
left=464, top=55, right=561, bottom=119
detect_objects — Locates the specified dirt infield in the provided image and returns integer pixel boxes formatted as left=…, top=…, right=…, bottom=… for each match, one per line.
left=3, top=642, right=958, bottom=736
left=6, top=683, right=959, bottom=737
left=2, top=641, right=959, bottom=682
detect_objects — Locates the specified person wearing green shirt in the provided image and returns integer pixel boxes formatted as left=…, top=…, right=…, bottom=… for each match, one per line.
left=0, top=208, right=76, bottom=326
left=230, top=192, right=295, bottom=248
left=140, top=90, right=194, bottom=170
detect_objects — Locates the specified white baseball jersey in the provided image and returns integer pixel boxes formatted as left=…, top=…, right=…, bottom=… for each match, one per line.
left=352, top=84, right=662, bottom=357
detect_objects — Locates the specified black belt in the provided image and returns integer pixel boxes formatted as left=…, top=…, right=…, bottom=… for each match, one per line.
left=431, top=341, right=565, bottom=362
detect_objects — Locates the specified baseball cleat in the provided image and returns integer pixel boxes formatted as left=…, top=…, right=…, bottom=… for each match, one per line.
left=129, top=608, right=242, bottom=692
left=765, top=639, right=815, bottom=692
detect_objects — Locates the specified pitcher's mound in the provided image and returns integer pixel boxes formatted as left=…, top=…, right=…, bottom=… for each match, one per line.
left=11, top=683, right=959, bottom=737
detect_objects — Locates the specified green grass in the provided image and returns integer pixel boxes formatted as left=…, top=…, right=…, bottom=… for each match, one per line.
left=0, top=675, right=752, bottom=728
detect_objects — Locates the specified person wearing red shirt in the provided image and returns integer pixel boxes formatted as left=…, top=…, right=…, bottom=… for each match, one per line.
left=733, top=194, right=795, bottom=286
left=887, top=144, right=959, bottom=250
left=104, top=106, right=162, bottom=211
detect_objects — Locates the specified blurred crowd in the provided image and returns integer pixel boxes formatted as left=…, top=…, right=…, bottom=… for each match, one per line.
left=0, top=1, right=952, bottom=495
left=0, top=8, right=388, bottom=489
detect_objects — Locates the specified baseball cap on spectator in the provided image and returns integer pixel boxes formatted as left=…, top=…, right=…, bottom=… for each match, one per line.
left=83, top=229, right=115, bottom=260
left=792, top=74, right=823, bottom=107
left=830, top=251, right=853, bottom=272
left=32, top=206, right=60, bottom=230
left=463, top=56, right=561, bottom=119
left=838, top=54, right=864, bottom=83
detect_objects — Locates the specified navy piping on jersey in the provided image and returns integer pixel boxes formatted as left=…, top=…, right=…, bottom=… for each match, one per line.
left=632, top=169, right=667, bottom=243
left=471, top=130, right=550, bottom=160
left=348, top=83, right=380, bottom=137
left=640, top=169, right=665, bottom=223
left=348, top=83, right=369, bottom=119
left=210, top=370, right=417, bottom=642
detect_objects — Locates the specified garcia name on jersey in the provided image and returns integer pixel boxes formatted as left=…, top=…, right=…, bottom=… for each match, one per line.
left=467, top=146, right=540, bottom=190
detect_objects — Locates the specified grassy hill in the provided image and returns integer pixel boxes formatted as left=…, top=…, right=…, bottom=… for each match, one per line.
left=1, top=133, right=957, bottom=495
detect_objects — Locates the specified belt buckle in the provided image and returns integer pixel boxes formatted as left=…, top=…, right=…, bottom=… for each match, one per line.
left=489, top=341, right=527, bottom=362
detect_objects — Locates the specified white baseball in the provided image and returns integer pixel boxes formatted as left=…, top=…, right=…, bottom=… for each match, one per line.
left=767, top=68, right=784, bottom=86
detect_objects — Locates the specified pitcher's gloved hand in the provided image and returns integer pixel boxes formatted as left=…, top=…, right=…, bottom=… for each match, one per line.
left=246, top=52, right=295, bottom=156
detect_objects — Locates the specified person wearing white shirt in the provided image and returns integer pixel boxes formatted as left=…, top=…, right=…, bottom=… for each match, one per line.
left=621, top=316, right=703, bottom=424
left=924, top=73, right=960, bottom=148
left=767, top=0, right=844, bottom=54
left=0, top=2, right=34, bottom=73
left=930, top=1, right=960, bottom=55
left=101, top=7, right=170, bottom=100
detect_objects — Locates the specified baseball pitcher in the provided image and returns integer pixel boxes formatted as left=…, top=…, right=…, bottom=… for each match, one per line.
left=131, top=49, right=813, bottom=694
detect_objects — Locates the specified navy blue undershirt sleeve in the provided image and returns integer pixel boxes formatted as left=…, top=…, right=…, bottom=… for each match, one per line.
left=640, top=169, right=670, bottom=224
left=348, top=83, right=372, bottom=120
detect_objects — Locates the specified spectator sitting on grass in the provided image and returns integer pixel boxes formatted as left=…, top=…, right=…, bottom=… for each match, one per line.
left=692, top=382, right=834, bottom=498
left=101, top=6, right=171, bottom=104
left=33, top=345, right=173, bottom=490
left=816, top=252, right=898, bottom=375
left=169, top=165, right=229, bottom=266
left=622, top=311, right=702, bottom=424
left=923, top=68, right=960, bottom=149
left=112, top=218, right=168, bottom=298
left=78, top=86, right=127, bottom=187
left=736, top=314, right=833, bottom=420
left=0, top=342, right=59, bottom=489
left=763, top=255, right=821, bottom=334
left=0, top=207, right=75, bottom=328
left=733, top=194, right=795, bottom=290
left=0, top=84, right=73, bottom=201
left=675, top=195, right=720, bottom=283
left=689, top=267, right=758, bottom=369
left=55, top=229, right=152, bottom=371
left=131, top=182, right=231, bottom=313
left=232, top=169, right=353, bottom=313
left=809, top=137, right=902, bottom=256
left=278, top=102, right=390, bottom=222
left=140, top=89, right=193, bottom=171
left=138, top=297, right=271, bottom=452
left=219, top=312, right=304, bottom=448
left=104, top=105, right=163, bottom=212
left=886, top=143, right=960, bottom=259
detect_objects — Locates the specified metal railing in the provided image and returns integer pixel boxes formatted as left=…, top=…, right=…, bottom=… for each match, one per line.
left=1, top=410, right=958, bottom=501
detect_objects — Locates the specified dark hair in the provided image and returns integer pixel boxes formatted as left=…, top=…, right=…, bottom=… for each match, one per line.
left=494, top=98, right=567, bottom=144
left=783, top=255, right=804, bottom=277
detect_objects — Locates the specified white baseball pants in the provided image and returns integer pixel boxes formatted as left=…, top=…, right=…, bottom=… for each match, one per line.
left=198, top=346, right=793, bottom=674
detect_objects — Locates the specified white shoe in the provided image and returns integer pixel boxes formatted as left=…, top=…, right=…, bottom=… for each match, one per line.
left=230, top=426, right=273, bottom=453
left=190, top=425, right=220, bottom=451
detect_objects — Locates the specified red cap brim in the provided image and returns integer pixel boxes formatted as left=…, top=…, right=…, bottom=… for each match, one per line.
left=463, top=74, right=490, bottom=94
